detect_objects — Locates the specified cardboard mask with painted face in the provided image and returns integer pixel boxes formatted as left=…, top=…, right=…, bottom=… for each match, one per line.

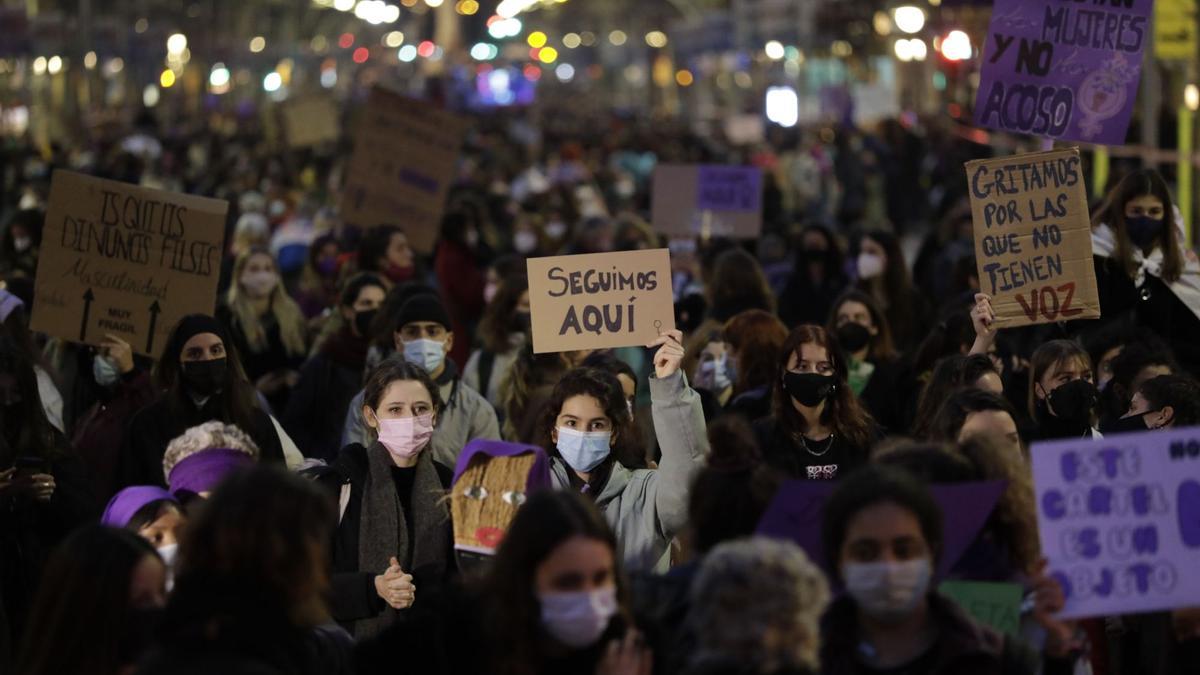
left=451, top=440, right=550, bottom=567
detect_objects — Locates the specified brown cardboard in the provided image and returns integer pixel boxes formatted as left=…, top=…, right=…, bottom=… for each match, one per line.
left=30, top=170, right=229, bottom=358
left=965, top=148, right=1100, bottom=328
left=281, top=95, right=340, bottom=148
left=526, top=249, right=675, bottom=353
left=340, top=87, right=470, bottom=255
left=651, top=164, right=763, bottom=239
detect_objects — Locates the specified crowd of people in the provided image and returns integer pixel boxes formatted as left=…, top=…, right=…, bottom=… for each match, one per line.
left=1, top=104, right=1199, bottom=675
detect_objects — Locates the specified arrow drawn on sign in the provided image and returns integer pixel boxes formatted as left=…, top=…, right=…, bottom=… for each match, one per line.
left=146, top=300, right=162, bottom=354
left=79, top=288, right=95, bottom=342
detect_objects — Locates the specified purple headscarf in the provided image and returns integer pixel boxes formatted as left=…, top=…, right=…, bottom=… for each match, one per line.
left=452, top=439, right=551, bottom=493
left=101, top=486, right=177, bottom=527
left=167, top=447, right=254, bottom=496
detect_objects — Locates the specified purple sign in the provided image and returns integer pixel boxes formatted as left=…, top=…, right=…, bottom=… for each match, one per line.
left=974, top=0, right=1150, bottom=145
left=757, top=480, right=1006, bottom=578
left=696, top=166, right=762, bottom=212
left=1031, top=428, right=1200, bottom=619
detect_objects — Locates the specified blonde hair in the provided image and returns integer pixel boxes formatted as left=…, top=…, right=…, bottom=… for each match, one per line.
left=162, top=421, right=260, bottom=479
left=226, top=248, right=308, bottom=357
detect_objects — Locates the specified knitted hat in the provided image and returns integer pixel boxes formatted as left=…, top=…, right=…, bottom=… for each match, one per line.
left=395, top=293, right=451, bottom=331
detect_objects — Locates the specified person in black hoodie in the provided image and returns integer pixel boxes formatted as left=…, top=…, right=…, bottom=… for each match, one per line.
left=284, top=273, right=387, bottom=460
left=119, top=314, right=285, bottom=488
left=138, top=467, right=352, bottom=675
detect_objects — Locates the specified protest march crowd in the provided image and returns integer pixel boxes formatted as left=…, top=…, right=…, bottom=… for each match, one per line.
left=4, top=59, right=1200, bottom=675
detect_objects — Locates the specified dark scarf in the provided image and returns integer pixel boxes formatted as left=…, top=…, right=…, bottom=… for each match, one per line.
left=354, top=442, right=450, bottom=638
left=321, top=324, right=369, bottom=372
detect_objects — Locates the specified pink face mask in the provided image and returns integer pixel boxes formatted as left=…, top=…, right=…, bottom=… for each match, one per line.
left=377, top=414, right=435, bottom=460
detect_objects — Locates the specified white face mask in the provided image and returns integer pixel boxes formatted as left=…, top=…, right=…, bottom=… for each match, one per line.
left=12, top=235, right=32, bottom=253
left=157, top=543, right=178, bottom=592
left=695, top=354, right=731, bottom=391
left=403, top=338, right=446, bottom=374
left=514, top=230, right=539, bottom=254
left=483, top=281, right=500, bottom=304
left=842, top=558, right=931, bottom=623
left=857, top=252, right=885, bottom=280
left=240, top=270, right=277, bottom=298
left=545, top=221, right=568, bottom=240
left=539, top=586, right=618, bottom=648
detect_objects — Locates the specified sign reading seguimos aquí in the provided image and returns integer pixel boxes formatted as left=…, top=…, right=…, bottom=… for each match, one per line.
left=30, top=170, right=228, bottom=358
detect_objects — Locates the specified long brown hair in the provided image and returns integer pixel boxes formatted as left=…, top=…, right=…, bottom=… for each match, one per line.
left=772, top=325, right=875, bottom=451
left=477, top=273, right=529, bottom=353
left=826, top=289, right=897, bottom=362
left=723, top=310, right=789, bottom=395
left=708, top=248, right=776, bottom=320
left=1092, top=169, right=1183, bottom=284
left=482, top=490, right=631, bottom=675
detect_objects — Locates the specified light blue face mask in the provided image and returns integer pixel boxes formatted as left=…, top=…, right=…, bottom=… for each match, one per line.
left=93, top=354, right=122, bottom=387
left=403, top=338, right=446, bottom=374
left=555, top=427, right=612, bottom=473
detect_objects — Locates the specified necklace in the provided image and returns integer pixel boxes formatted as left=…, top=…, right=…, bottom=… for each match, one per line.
left=799, top=432, right=835, bottom=457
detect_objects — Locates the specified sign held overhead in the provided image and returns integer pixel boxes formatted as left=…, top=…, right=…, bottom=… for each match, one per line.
left=526, top=249, right=675, bottom=354
left=30, top=170, right=228, bottom=358
left=965, top=148, right=1100, bottom=328
left=652, top=164, right=763, bottom=239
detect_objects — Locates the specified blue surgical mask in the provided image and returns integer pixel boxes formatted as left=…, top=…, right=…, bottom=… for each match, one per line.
left=93, top=354, right=122, bottom=387
left=403, top=338, right=446, bottom=374
left=555, top=427, right=612, bottom=473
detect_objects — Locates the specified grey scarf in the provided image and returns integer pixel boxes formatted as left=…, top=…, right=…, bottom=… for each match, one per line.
left=354, top=442, right=450, bottom=638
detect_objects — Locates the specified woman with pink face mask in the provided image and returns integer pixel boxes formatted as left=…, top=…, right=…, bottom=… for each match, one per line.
left=324, top=360, right=454, bottom=639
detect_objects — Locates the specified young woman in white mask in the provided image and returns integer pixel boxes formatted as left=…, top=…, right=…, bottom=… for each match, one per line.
left=353, top=489, right=650, bottom=675
left=540, top=329, right=707, bottom=573
left=327, top=360, right=455, bottom=639
left=820, top=465, right=1042, bottom=674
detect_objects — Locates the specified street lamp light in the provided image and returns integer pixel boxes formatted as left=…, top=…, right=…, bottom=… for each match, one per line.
left=893, top=6, right=925, bottom=35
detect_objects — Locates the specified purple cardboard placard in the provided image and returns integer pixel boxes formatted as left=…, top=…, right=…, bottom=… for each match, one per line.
left=696, top=165, right=762, bottom=212
left=974, top=0, right=1151, bottom=145
left=757, top=479, right=1006, bottom=578
left=1031, top=428, right=1200, bottom=619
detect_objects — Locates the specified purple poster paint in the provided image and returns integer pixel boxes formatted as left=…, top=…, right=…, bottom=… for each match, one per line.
left=696, top=166, right=762, bottom=212
left=756, top=480, right=1006, bottom=579
left=1031, top=428, right=1200, bottom=619
left=974, top=0, right=1151, bottom=145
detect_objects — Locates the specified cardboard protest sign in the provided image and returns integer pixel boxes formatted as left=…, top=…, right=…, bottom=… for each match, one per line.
left=965, top=148, right=1100, bottom=328
left=939, top=581, right=1023, bottom=636
left=974, top=0, right=1150, bottom=145
left=756, top=480, right=1007, bottom=577
left=526, top=249, right=674, bottom=354
left=340, top=87, right=470, bottom=255
left=651, top=164, right=762, bottom=239
left=280, top=95, right=340, bottom=148
left=30, top=170, right=228, bottom=358
left=1031, top=428, right=1200, bottom=619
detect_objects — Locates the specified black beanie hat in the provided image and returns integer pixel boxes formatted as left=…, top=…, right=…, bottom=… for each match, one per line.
left=395, top=294, right=451, bottom=332
left=164, top=314, right=230, bottom=362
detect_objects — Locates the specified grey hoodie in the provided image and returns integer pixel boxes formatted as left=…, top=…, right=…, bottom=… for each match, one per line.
left=550, top=370, right=708, bottom=573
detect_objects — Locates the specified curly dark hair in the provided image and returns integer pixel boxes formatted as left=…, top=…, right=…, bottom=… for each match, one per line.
left=538, top=367, right=645, bottom=471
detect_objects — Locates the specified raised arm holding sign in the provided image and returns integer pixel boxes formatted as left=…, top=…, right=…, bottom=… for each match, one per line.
left=30, top=170, right=228, bottom=358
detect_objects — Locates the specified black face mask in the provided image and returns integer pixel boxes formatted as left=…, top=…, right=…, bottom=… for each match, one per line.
left=1125, top=216, right=1164, bottom=250
left=354, top=309, right=378, bottom=338
left=836, top=322, right=872, bottom=353
left=1102, top=411, right=1152, bottom=435
left=803, top=249, right=827, bottom=264
left=512, top=311, right=532, bottom=332
left=181, top=358, right=227, bottom=397
left=1045, top=379, right=1099, bottom=423
left=783, top=372, right=837, bottom=408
